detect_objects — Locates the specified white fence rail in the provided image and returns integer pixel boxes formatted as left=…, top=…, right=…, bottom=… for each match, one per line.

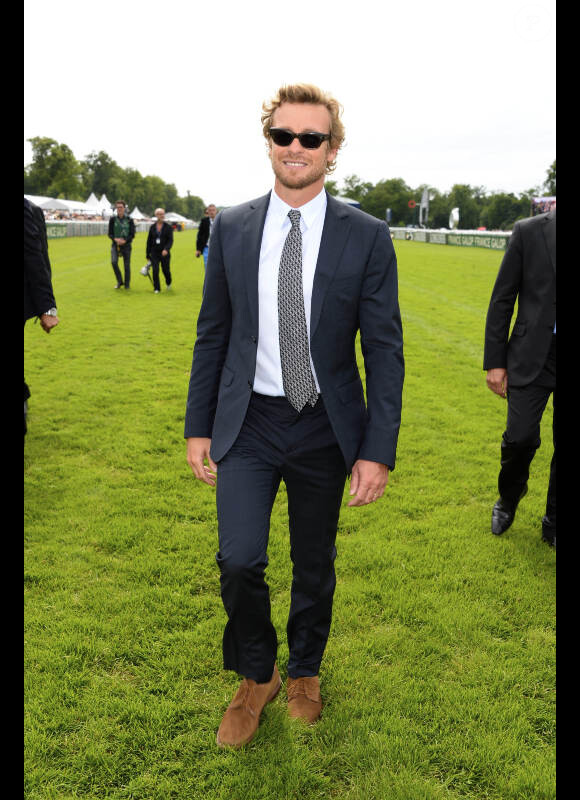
left=45, top=220, right=197, bottom=239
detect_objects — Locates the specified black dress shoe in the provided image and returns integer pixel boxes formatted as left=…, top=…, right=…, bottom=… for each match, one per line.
left=491, top=487, right=528, bottom=535
left=541, top=515, right=556, bottom=548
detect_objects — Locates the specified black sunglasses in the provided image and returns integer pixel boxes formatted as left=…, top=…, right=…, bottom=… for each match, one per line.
left=269, top=128, right=331, bottom=150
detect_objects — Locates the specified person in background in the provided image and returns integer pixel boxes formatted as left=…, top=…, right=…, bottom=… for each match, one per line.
left=196, top=204, right=218, bottom=269
left=146, top=208, right=174, bottom=293
left=24, top=197, right=60, bottom=435
left=185, top=83, right=404, bottom=748
left=484, top=208, right=556, bottom=547
left=108, top=200, right=135, bottom=289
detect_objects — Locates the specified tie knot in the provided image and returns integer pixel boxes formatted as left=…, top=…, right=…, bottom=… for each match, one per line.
left=288, top=209, right=301, bottom=228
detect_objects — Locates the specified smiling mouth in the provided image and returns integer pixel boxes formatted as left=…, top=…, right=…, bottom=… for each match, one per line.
left=283, top=160, right=307, bottom=167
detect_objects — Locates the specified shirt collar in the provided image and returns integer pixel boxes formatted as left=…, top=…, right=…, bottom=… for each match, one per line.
left=269, top=186, right=327, bottom=231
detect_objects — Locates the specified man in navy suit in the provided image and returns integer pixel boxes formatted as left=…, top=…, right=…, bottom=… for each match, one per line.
left=185, top=84, right=404, bottom=748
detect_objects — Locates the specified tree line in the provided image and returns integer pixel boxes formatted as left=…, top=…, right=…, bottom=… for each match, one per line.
left=325, top=161, right=555, bottom=230
left=24, top=136, right=555, bottom=230
left=24, top=137, right=206, bottom=222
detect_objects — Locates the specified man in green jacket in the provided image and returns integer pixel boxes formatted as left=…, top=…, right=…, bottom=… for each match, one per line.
left=108, top=200, right=136, bottom=289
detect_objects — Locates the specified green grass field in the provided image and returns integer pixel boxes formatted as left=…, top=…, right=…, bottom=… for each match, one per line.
left=24, top=231, right=555, bottom=800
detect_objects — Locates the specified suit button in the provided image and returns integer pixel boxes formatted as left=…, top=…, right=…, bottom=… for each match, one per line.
left=248, top=381, right=252, bottom=389
left=251, top=336, right=257, bottom=343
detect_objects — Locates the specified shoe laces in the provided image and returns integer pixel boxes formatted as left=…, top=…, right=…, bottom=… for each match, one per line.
left=230, top=679, right=258, bottom=718
left=288, top=676, right=320, bottom=702
left=287, top=677, right=307, bottom=701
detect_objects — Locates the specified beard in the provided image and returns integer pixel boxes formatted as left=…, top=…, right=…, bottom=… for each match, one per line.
left=270, top=153, right=328, bottom=190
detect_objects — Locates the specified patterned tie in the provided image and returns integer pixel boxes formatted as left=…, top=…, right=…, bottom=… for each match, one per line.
left=278, top=209, right=318, bottom=412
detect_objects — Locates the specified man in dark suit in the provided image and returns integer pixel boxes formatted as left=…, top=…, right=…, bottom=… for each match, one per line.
left=195, top=203, right=217, bottom=269
left=484, top=209, right=556, bottom=546
left=185, top=84, right=404, bottom=748
left=24, top=197, right=60, bottom=434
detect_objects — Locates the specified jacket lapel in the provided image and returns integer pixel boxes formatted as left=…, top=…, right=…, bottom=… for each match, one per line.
left=242, top=192, right=271, bottom=332
left=310, top=193, right=351, bottom=338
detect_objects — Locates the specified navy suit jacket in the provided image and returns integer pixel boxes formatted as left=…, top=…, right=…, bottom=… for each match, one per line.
left=184, top=191, right=404, bottom=472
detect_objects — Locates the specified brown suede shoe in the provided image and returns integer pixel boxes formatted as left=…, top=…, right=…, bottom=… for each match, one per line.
left=287, top=676, right=322, bottom=723
left=216, top=664, right=281, bottom=748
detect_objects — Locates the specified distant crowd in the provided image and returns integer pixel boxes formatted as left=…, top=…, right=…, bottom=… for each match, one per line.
left=43, top=211, right=108, bottom=221
left=531, top=197, right=556, bottom=216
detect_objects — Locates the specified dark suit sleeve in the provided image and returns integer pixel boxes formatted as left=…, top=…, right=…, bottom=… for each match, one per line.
left=24, top=200, right=56, bottom=321
left=108, top=217, right=115, bottom=241
left=146, top=225, right=153, bottom=258
left=184, top=212, right=232, bottom=438
left=196, top=217, right=208, bottom=251
left=165, top=223, right=174, bottom=251
left=357, top=223, right=404, bottom=469
left=483, top=223, right=522, bottom=370
left=126, top=217, right=136, bottom=244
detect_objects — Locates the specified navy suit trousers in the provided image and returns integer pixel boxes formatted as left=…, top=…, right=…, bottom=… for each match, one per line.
left=215, top=392, right=347, bottom=683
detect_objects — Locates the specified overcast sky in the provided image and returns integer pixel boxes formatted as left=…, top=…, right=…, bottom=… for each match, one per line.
left=24, top=0, right=555, bottom=208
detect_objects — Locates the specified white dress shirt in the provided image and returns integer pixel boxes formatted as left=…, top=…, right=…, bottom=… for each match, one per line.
left=253, top=187, right=327, bottom=397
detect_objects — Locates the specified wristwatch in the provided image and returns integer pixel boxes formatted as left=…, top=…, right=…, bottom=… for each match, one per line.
left=43, top=308, right=58, bottom=317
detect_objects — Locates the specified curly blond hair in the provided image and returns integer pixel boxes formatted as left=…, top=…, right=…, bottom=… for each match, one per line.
left=261, top=83, right=345, bottom=175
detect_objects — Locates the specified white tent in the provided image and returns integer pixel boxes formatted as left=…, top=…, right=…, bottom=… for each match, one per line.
left=38, top=197, right=72, bottom=211
left=130, top=206, right=148, bottom=220
left=65, top=199, right=95, bottom=213
left=25, top=194, right=55, bottom=207
left=82, top=193, right=101, bottom=215
left=86, top=192, right=100, bottom=208
left=99, top=194, right=113, bottom=217
left=165, top=211, right=190, bottom=222
left=39, top=197, right=100, bottom=214
left=25, top=193, right=109, bottom=216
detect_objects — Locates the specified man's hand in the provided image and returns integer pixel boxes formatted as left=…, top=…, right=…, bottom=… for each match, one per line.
left=187, top=437, right=217, bottom=486
left=162, top=249, right=168, bottom=256
left=39, top=314, right=59, bottom=333
left=486, top=368, right=508, bottom=398
left=348, top=459, right=389, bottom=507
left=195, top=250, right=201, bottom=258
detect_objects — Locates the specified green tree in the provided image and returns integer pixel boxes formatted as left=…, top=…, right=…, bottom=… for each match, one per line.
left=324, top=180, right=339, bottom=196
left=83, top=150, right=123, bottom=197
left=341, top=174, right=374, bottom=202
left=446, top=184, right=485, bottom=229
left=25, top=137, right=84, bottom=199
left=543, top=160, right=556, bottom=195
left=163, top=182, right=180, bottom=215
left=180, top=192, right=205, bottom=221
left=361, top=178, right=413, bottom=225
left=423, top=188, right=452, bottom=229
left=482, top=192, right=529, bottom=231
left=121, top=167, right=146, bottom=211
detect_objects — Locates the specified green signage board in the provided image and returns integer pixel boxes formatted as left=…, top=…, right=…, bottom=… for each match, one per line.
left=447, top=233, right=508, bottom=250
left=390, top=228, right=509, bottom=250
left=45, top=224, right=68, bottom=239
